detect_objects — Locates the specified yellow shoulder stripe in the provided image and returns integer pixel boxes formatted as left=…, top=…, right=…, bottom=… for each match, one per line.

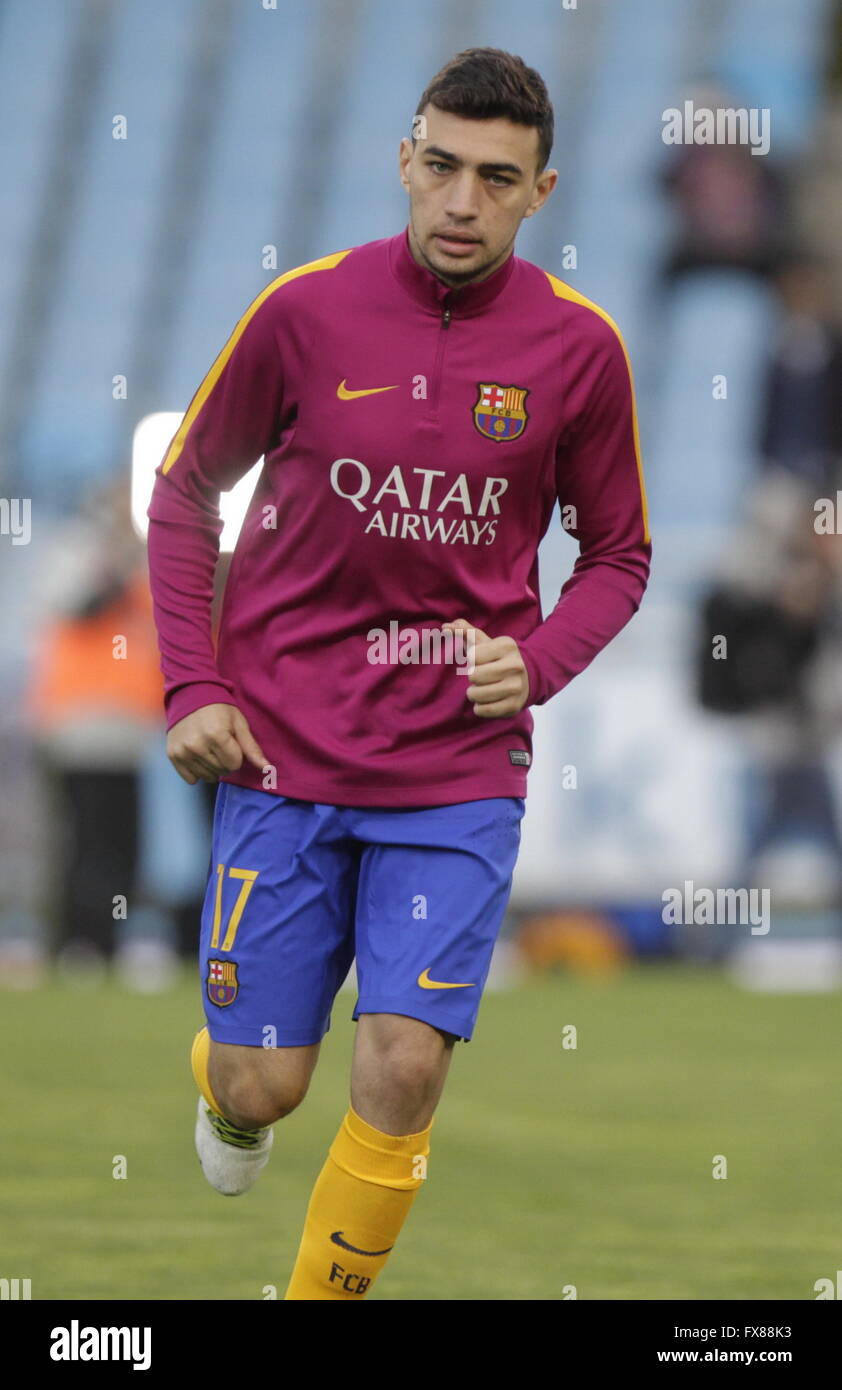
left=161, top=247, right=355, bottom=476
left=544, top=271, right=650, bottom=544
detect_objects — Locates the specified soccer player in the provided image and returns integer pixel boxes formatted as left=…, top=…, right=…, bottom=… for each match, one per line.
left=146, top=47, right=651, bottom=1300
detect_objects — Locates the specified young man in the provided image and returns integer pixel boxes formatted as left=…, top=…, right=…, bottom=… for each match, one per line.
left=146, top=47, right=651, bottom=1301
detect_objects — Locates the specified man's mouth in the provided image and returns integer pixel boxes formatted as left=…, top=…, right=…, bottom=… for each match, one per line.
left=435, top=232, right=480, bottom=254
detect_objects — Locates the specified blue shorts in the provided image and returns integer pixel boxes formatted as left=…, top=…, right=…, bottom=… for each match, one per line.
left=199, top=784, right=525, bottom=1046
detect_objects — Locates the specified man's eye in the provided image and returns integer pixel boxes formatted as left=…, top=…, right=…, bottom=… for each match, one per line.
left=428, top=162, right=511, bottom=187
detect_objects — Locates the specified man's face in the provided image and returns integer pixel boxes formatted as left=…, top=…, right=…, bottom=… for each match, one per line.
left=399, top=105, right=557, bottom=288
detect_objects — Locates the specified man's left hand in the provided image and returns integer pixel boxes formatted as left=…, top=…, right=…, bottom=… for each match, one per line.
left=442, top=618, right=530, bottom=718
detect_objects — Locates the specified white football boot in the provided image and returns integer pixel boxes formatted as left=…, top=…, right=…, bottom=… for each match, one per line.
left=194, top=1097, right=274, bottom=1196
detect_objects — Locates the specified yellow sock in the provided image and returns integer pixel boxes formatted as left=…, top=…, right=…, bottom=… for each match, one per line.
left=284, top=1105, right=432, bottom=1300
left=190, top=1026, right=224, bottom=1116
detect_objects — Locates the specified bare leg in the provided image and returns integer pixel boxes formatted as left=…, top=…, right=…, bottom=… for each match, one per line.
left=208, top=1038, right=321, bottom=1129
left=350, top=1013, right=458, bottom=1134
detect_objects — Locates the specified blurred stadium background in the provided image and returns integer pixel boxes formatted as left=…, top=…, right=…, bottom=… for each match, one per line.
left=2, top=0, right=842, bottom=1300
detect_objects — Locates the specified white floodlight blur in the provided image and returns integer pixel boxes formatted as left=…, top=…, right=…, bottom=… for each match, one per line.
left=131, top=412, right=262, bottom=552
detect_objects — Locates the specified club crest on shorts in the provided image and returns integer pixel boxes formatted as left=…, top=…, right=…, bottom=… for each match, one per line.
left=207, top=958, right=238, bottom=1007
left=473, top=382, right=529, bottom=441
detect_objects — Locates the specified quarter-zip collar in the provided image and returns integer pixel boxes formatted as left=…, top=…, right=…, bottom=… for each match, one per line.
left=389, top=223, right=516, bottom=317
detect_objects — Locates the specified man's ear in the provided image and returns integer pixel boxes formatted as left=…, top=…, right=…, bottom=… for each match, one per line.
left=398, top=138, right=412, bottom=192
left=524, top=167, right=558, bottom=219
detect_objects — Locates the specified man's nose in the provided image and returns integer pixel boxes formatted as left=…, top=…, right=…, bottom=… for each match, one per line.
left=444, top=171, right=482, bottom=219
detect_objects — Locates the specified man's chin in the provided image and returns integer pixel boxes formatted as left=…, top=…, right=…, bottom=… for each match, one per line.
left=424, top=238, right=488, bottom=283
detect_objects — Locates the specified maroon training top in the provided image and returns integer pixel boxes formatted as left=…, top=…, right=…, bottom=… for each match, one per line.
left=146, top=225, right=651, bottom=806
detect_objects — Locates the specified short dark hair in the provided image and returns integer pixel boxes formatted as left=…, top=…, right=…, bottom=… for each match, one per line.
left=413, top=48, right=554, bottom=174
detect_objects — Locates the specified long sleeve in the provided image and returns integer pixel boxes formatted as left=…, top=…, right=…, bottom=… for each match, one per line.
left=518, top=323, right=651, bottom=707
left=146, top=287, right=286, bottom=729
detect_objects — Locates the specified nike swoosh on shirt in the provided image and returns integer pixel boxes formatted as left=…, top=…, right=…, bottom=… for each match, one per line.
left=330, top=1230, right=393, bottom=1256
left=337, top=379, right=400, bottom=399
left=417, top=968, right=475, bottom=990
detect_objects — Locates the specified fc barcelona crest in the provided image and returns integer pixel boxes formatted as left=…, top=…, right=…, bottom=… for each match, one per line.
left=207, top=958, right=239, bottom=1007
left=473, top=382, right=529, bottom=441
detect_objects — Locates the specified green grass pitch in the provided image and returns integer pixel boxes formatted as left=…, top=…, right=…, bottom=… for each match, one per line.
left=2, top=964, right=840, bottom=1300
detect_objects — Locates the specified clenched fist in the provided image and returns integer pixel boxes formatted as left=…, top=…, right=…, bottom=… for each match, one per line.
left=442, top=618, right=530, bottom=718
left=166, top=703, right=269, bottom=785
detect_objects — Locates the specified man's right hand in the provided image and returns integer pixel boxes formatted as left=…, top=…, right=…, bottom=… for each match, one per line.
left=166, top=703, right=269, bottom=785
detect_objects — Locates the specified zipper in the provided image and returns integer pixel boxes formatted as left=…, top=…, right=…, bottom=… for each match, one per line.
left=428, top=302, right=452, bottom=419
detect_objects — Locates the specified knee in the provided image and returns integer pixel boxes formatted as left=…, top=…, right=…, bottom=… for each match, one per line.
left=211, top=1062, right=310, bottom=1130
left=368, top=1031, right=449, bottom=1103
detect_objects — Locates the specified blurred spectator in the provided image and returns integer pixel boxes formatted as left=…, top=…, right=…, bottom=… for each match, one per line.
left=697, top=469, right=829, bottom=719
left=662, top=82, right=791, bottom=282
left=696, top=468, right=842, bottom=926
left=25, top=476, right=172, bottom=980
left=758, top=252, right=842, bottom=491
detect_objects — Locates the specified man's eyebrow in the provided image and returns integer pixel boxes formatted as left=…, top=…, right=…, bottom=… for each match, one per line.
left=422, top=144, right=524, bottom=177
